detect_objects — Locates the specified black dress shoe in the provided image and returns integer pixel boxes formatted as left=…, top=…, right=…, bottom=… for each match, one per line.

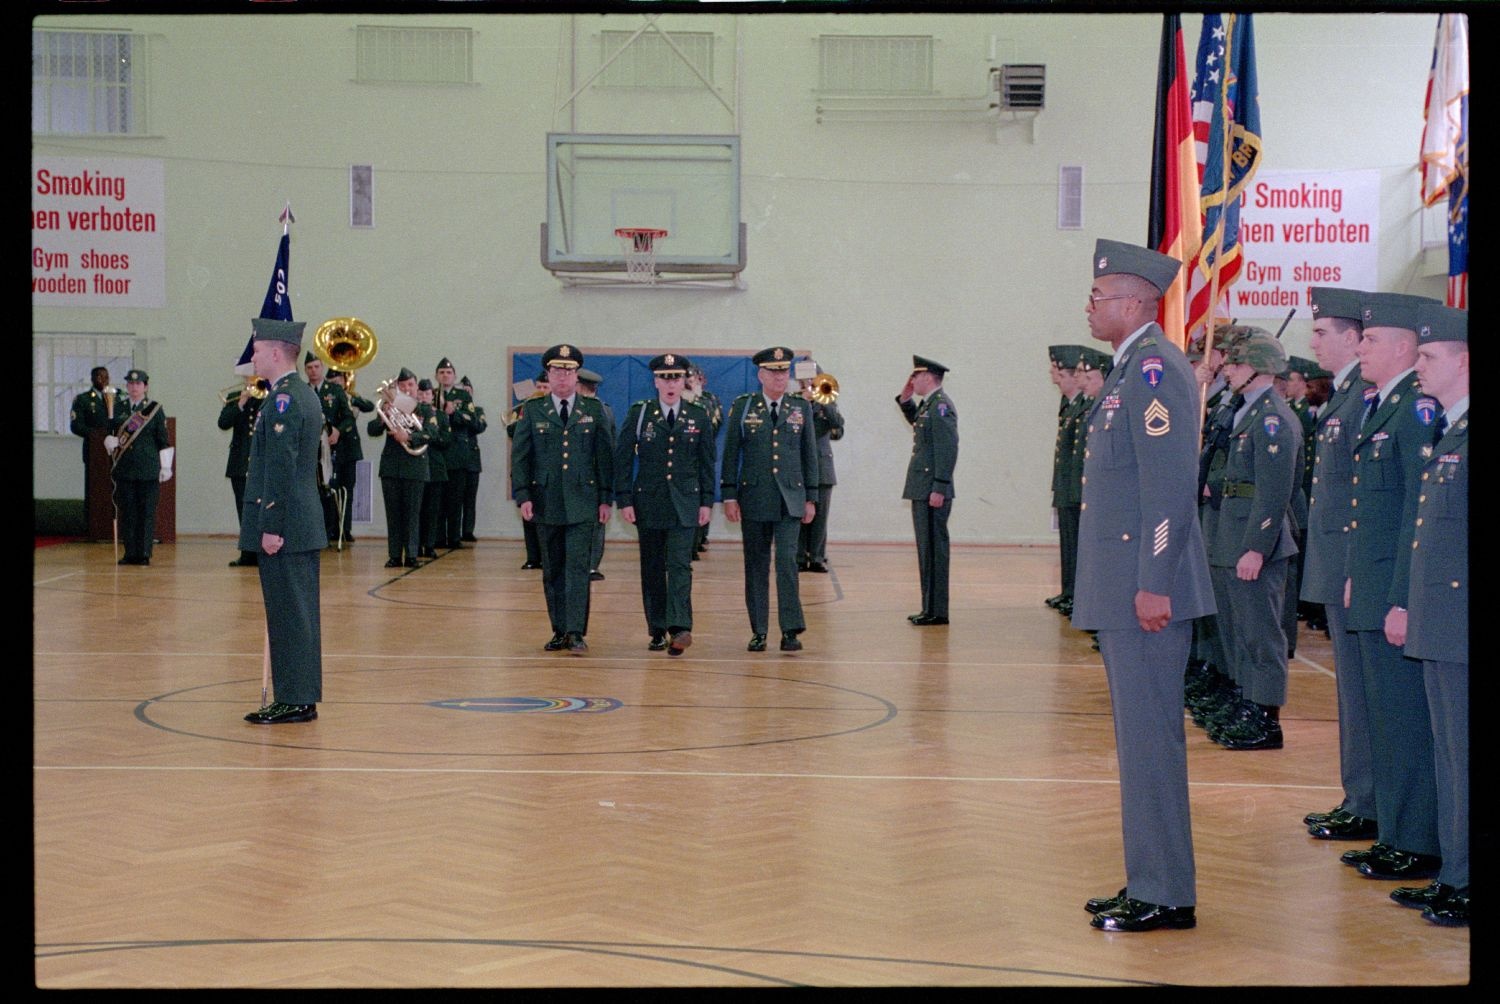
left=1045, top=593, right=1065, bottom=609
left=907, top=612, right=928, bottom=623
left=244, top=702, right=318, bottom=724
left=648, top=633, right=669, bottom=652
left=911, top=614, right=950, bottom=626
left=344, top=533, right=357, bottom=543
left=385, top=558, right=403, bottom=568
left=747, top=633, right=767, bottom=653
left=1216, top=718, right=1283, bottom=751
left=1304, top=804, right=1346, bottom=826
left=447, top=540, right=464, bottom=550
left=1090, top=898, right=1196, bottom=932
left=1308, top=810, right=1378, bottom=841
left=1423, top=890, right=1469, bottom=927
left=1391, top=881, right=1457, bottom=910
left=797, top=560, right=811, bottom=572
left=544, top=632, right=568, bottom=652
left=521, top=561, right=542, bottom=570
left=1358, top=848, right=1442, bottom=881
left=668, top=630, right=692, bottom=657
left=419, top=548, right=437, bottom=559
left=228, top=555, right=259, bottom=567
left=1341, top=843, right=1392, bottom=867
left=780, top=631, right=803, bottom=652
left=1085, top=888, right=1127, bottom=915
left=807, top=560, right=829, bottom=573
left=405, top=558, right=420, bottom=568
left=567, top=633, right=589, bottom=654
left=589, top=570, right=605, bottom=581
left=461, top=534, right=478, bottom=543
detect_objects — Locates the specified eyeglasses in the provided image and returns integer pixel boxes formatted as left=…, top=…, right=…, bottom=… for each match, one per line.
left=1088, top=292, right=1135, bottom=307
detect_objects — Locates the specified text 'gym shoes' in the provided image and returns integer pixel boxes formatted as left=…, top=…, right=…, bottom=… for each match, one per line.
left=1089, top=898, right=1196, bottom=932
left=244, top=702, right=317, bottom=724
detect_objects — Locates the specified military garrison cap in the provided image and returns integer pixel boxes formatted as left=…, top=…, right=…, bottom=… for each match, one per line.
left=417, top=378, right=434, bottom=391
left=1286, top=356, right=1325, bottom=379
left=1225, top=330, right=1288, bottom=376
left=1048, top=345, right=1084, bottom=369
left=436, top=357, right=454, bottom=370
left=753, top=346, right=794, bottom=370
left=1093, top=239, right=1182, bottom=296
left=460, top=375, right=473, bottom=388
left=397, top=367, right=417, bottom=382
left=911, top=354, right=950, bottom=377
left=1308, top=287, right=1365, bottom=323
left=124, top=368, right=149, bottom=383
left=648, top=354, right=690, bottom=377
left=1417, top=304, right=1467, bottom=344
left=1076, top=348, right=1112, bottom=373
left=577, top=368, right=603, bottom=386
left=542, top=344, right=583, bottom=369
left=253, top=318, right=308, bottom=348
left=1361, top=292, right=1439, bottom=331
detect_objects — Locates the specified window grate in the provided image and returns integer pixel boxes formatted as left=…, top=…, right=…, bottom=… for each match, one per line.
left=32, top=29, right=147, bottom=136
left=356, top=25, right=474, bottom=84
left=1058, top=165, right=1084, bottom=231
left=599, top=30, right=714, bottom=89
left=817, top=35, right=934, bottom=95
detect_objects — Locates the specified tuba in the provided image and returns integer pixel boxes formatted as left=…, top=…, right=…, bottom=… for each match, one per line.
left=376, top=378, right=429, bottom=456
left=313, top=317, right=378, bottom=383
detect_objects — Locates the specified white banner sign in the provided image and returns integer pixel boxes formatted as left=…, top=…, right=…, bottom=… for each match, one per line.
left=1229, top=168, right=1380, bottom=321
left=32, top=156, right=166, bottom=309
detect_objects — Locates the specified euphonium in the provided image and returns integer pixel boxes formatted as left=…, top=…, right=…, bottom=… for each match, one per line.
left=376, top=378, right=429, bottom=456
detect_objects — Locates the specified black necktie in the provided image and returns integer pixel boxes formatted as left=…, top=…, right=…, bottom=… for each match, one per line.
left=666, top=407, right=676, bottom=427
left=1362, top=393, right=1380, bottom=431
left=770, top=401, right=779, bottom=425
left=1434, top=415, right=1449, bottom=446
left=559, top=399, right=569, bottom=425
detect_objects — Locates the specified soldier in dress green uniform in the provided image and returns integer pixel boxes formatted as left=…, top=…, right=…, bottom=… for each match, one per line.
left=1063, top=349, right=1110, bottom=620
left=1199, top=331, right=1304, bottom=751
left=897, top=355, right=959, bottom=626
left=327, top=368, right=371, bottom=543
left=796, top=363, right=844, bottom=574
left=722, top=346, right=819, bottom=652
left=457, top=374, right=487, bottom=543
left=219, top=377, right=266, bottom=567
left=240, top=318, right=325, bottom=724
left=511, top=345, right=615, bottom=654
left=70, top=366, right=126, bottom=507
left=435, top=358, right=473, bottom=548
left=305, top=352, right=354, bottom=546
left=509, top=371, right=549, bottom=570
left=1046, top=345, right=1084, bottom=614
left=1278, top=355, right=1319, bottom=656
left=1339, top=291, right=1444, bottom=884
left=105, top=369, right=173, bottom=566
left=615, top=353, right=717, bottom=655
left=367, top=367, right=431, bottom=568
left=1392, top=303, right=1469, bottom=927
left=578, top=368, right=615, bottom=580
left=416, top=378, right=452, bottom=558
left=685, top=364, right=723, bottom=559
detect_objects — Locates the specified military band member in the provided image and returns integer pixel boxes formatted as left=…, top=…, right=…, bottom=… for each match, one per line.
left=219, top=377, right=266, bottom=567
left=416, top=378, right=451, bottom=559
left=1046, top=346, right=1084, bottom=613
left=1200, top=332, right=1303, bottom=751
left=367, top=367, right=430, bottom=568
left=435, top=358, right=473, bottom=549
left=105, top=369, right=173, bottom=566
left=71, top=366, right=125, bottom=506
left=615, top=354, right=717, bottom=655
left=722, top=346, right=819, bottom=652
left=511, top=345, right=614, bottom=654
left=684, top=364, right=723, bottom=558
left=1339, top=291, right=1443, bottom=884
left=1299, top=288, right=1379, bottom=840
left=458, top=374, right=486, bottom=543
left=305, top=352, right=354, bottom=545
left=897, top=355, right=958, bottom=626
left=240, top=318, right=324, bottom=725
left=1075, top=239, right=1213, bottom=932
left=327, top=368, right=372, bottom=543
left=578, top=368, right=615, bottom=580
left=798, top=365, right=844, bottom=574
left=1392, top=303, right=1468, bottom=926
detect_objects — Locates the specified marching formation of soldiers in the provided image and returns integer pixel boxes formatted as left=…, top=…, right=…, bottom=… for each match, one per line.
left=1048, top=273, right=1469, bottom=930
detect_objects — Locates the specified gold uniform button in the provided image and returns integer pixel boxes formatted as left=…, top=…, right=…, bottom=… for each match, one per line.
left=1351, top=499, right=1357, bottom=506
left=1352, top=476, right=1358, bottom=484
left=1354, top=453, right=1360, bottom=461
left=666, top=474, right=673, bottom=481
left=563, top=452, right=570, bottom=459
left=1313, top=477, right=1319, bottom=484
left=667, top=461, right=673, bottom=467
left=562, top=464, right=569, bottom=470
left=1121, top=533, right=1131, bottom=541
left=1080, top=476, right=1086, bottom=485
left=772, top=467, right=779, bottom=474
left=772, top=455, right=779, bottom=461
left=1081, top=502, right=1087, bottom=510
left=1452, top=581, right=1461, bottom=589
left=1413, top=541, right=1419, bottom=549
left=1350, top=519, right=1358, bottom=528
left=1416, top=518, right=1424, bottom=526
left=1420, top=494, right=1427, bottom=503
left=1422, top=472, right=1430, bottom=481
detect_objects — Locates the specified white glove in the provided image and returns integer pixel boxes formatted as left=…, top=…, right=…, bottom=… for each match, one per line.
left=104, top=435, right=120, bottom=452
left=158, top=447, right=175, bottom=483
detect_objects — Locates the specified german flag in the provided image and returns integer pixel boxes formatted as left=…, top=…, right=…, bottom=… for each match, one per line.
left=1148, top=14, right=1198, bottom=351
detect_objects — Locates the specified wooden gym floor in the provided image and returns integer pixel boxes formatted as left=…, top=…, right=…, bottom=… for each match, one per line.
left=33, top=536, right=1470, bottom=987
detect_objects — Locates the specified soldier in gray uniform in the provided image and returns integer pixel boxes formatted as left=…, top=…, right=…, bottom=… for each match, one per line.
left=1299, top=288, right=1379, bottom=841
left=511, top=344, right=614, bottom=654
left=105, top=369, right=173, bottom=566
left=897, top=356, right=959, bottom=626
left=1339, top=291, right=1444, bottom=883
left=797, top=365, right=844, bottom=574
left=1391, top=304, right=1468, bottom=926
left=615, top=354, right=717, bottom=655
left=578, top=368, right=615, bottom=580
left=1200, top=332, right=1303, bottom=751
left=721, top=346, right=819, bottom=652
left=1073, top=239, right=1214, bottom=933
left=240, top=318, right=325, bottom=724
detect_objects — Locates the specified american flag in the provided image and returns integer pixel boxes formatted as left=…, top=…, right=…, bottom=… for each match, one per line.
left=1186, top=13, right=1262, bottom=341
left=1420, top=14, right=1468, bottom=308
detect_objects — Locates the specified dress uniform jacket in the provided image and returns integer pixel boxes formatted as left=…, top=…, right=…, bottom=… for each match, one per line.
left=1202, top=389, right=1302, bottom=568
left=511, top=394, right=614, bottom=524
left=218, top=395, right=261, bottom=479
left=721, top=393, right=819, bottom=519
left=109, top=399, right=170, bottom=481
left=1300, top=364, right=1369, bottom=604
left=423, top=403, right=451, bottom=484
left=1405, top=414, right=1467, bottom=664
left=900, top=390, right=958, bottom=503
left=1052, top=393, right=1085, bottom=508
left=615, top=399, right=717, bottom=527
left=71, top=387, right=126, bottom=462
left=443, top=389, right=480, bottom=471
left=238, top=374, right=326, bottom=553
left=367, top=411, right=432, bottom=480
left=811, top=400, right=843, bottom=488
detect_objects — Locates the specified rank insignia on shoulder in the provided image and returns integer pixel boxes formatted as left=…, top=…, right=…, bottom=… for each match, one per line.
left=273, top=422, right=285, bottom=434
left=1144, top=398, right=1171, bottom=437
left=1263, top=414, right=1281, bottom=436
left=1268, top=444, right=1279, bottom=454
left=1414, top=397, right=1439, bottom=426
left=275, top=393, right=292, bottom=414
left=1140, top=356, right=1165, bottom=388
left=1420, top=445, right=1434, bottom=458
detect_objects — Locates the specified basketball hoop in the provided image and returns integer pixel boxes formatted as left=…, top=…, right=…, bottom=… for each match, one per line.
left=615, top=227, right=668, bottom=285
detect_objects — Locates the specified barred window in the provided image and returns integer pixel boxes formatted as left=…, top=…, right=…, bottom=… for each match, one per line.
left=34, top=333, right=138, bottom=435
left=356, top=25, right=474, bottom=84
left=817, top=35, right=934, bottom=95
left=599, top=30, right=714, bottom=89
left=33, top=29, right=146, bottom=136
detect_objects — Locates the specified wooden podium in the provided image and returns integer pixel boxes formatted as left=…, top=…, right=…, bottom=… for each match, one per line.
left=85, top=419, right=176, bottom=544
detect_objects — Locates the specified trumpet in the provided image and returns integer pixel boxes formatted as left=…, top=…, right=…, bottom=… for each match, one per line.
left=220, top=376, right=270, bottom=405
left=376, top=378, right=429, bottom=456
left=807, top=372, right=840, bottom=405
